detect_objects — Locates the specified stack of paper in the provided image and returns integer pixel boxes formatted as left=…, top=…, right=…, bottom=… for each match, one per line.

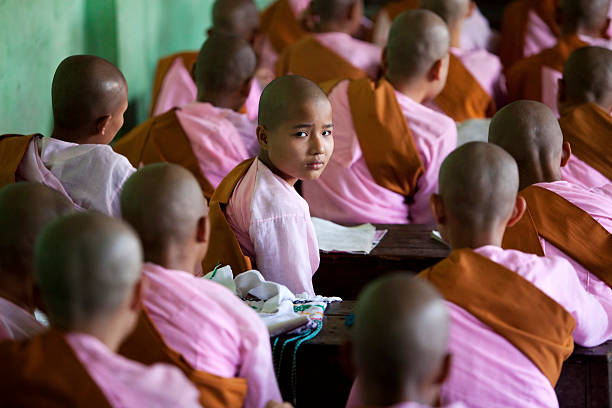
left=311, top=217, right=388, bottom=255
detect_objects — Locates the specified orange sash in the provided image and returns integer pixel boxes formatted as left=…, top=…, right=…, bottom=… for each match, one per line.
left=260, top=0, right=306, bottom=54
left=275, top=36, right=368, bottom=83
left=435, top=53, right=496, bottom=122
left=112, top=108, right=215, bottom=199
left=0, top=133, right=35, bottom=188
left=380, top=0, right=420, bottom=21
left=0, top=330, right=112, bottom=407
left=119, top=310, right=247, bottom=408
left=149, top=51, right=198, bottom=117
left=559, top=103, right=612, bottom=182
left=201, top=158, right=254, bottom=275
left=419, top=249, right=575, bottom=386
left=502, top=185, right=612, bottom=289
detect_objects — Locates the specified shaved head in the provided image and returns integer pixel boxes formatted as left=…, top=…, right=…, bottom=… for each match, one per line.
left=121, top=163, right=209, bottom=261
left=439, top=142, right=519, bottom=229
left=258, top=75, right=329, bottom=131
left=194, top=34, right=256, bottom=108
left=386, top=9, right=450, bottom=82
left=0, top=183, right=74, bottom=280
left=52, top=55, right=127, bottom=132
left=312, top=0, right=359, bottom=22
left=35, top=212, right=142, bottom=330
left=212, top=0, right=259, bottom=44
left=563, top=46, right=612, bottom=110
left=488, top=101, right=564, bottom=189
left=353, top=274, right=449, bottom=405
left=420, top=0, right=471, bottom=29
left=561, top=0, right=611, bottom=33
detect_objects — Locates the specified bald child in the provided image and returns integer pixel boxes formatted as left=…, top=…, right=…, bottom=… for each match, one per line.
left=115, top=34, right=258, bottom=199
left=0, top=183, right=74, bottom=340
left=558, top=46, right=612, bottom=188
left=0, top=212, right=200, bottom=407
left=489, top=100, right=612, bottom=342
left=506, top=0, right=612, bottom=115
left=303, top=10, right=456, bottom=225
left=119, top=163, right=282, bottom=408
left=350, top=142, right=607, bottom=408
left=202, top=75, right=333, bottom=295
left=276, top=0, right=382, bottom=83
left=421, top=0, right=502, bottom=121
left=151, top=0, right=263, bottom=119
left=1, top=55, right=135, bottom=216
left=351, top=275, right=465, bottom=408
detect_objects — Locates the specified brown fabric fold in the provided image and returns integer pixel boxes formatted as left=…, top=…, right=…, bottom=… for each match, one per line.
left=435, top=53, right=496, bottom=122
left=149, top=51, right=198, bottom=117
left=419, top=248, right=575, bottom=386
left=260, top=0, right=306, bottom=54
left=119, top=309, right=247, bottom=408
left=201, top=158, right=255, bottom=275
left=275, top=36, right=368, bottom=83
left=0, top=329, right=112, bottom=407
left=0, top=133, right=36, bottom=188
left=112, top=108, right=215, bottom=199
left=502, top=185, right=612, bottom=289
left=559, top=103, right=612, bottom=182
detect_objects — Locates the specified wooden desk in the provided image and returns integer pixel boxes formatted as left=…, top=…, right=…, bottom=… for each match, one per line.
left=314, top=224, right=449, bottom=299
left=279, top=302, right=612, bottom=408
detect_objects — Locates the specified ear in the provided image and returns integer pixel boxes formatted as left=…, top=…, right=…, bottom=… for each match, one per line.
left=506, top=195, right=527, bottom=228
left=429, top=194, right=446, bottom=226
left=429, top=59, right=444, bottom=82
left=196, top=215, right=209, bottom=244
left=256, top=124, right=269, bottom=149
left=467, top=1, right=476, bottom=18
left=434, top=353, right=452, bottom=385
left=129, top=278, right=144, bottom=312
left=96, top=115, right=112, bottom=136
left=560, top=141, right=572, bottom=167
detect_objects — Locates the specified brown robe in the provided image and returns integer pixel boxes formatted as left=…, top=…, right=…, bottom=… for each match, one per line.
left=502, top=185, right=612, bottom=289
left=506, top=35, right=588, bottom=103
left=0, top=133, right=35, bottom=189
left=499, top=0, right=561, bottom=69
left=201, top=158, right=255, bottom=275
left=149, top=51, right=198, bottom=117
left=112, top=108, right=215, bottom=199
left=260, top=0, right=306, bottom=54
left=275, top=35, right=369, bottom=84
left=419, top=248, right=575, bottom=386
left=0, top=329, right=112, bottom=407
left=321, top=77, right=424, bottom=196
left=559, top=103, right=612, bottom=182
left=120, top=309, right=247, bottom=408
left=435, top=53, right=497, bottom=122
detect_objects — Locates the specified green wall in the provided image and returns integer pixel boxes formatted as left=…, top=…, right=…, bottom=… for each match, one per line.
left=0, top=0, right=273, bottom=136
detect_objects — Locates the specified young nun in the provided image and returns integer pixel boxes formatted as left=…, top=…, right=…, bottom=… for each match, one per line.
left=558, top=46, right=612, bottom=188
left=351, top=274, right=465, bottom=408
left=0, top=55, right=135, bottom=216
left=150, top=0, right=262, bottom=119
left=0, top=212, right=200, bottom=407
left=275, top=0, right=382, bottom=83
left=347, top=142, right=607, bottom=408
left=302, top=10, right=456, bottom=225
left=114, top=34, right=258, bottom=199
left=421, top=0, right=502, bottom=121
left=489, top=100, right=612, bottom=342
left=506, top=0, right=612, bottom=115
left=202, top=75, right=333, bottom=296
left=119, top=163, right=282, bottom=408
left=0, top=183, right=74, bottom=340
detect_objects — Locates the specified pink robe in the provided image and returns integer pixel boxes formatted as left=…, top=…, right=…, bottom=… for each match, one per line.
left=152, top=55, right=262, bottom=121
left=141, top=262, right=282, bottom=408
left=347, top=246, right=608, bottom=408
left=175, top=102, right=258, bottom=189
left=0, top=297, right=44, bottom=341
left=16, top=135, right=135, bottom=217
left=226, top=159, right=319, bottom=295
left=66, top=332, right=200, bottom=407
left=530, top=180, right=612, bottom=342
left=312, top=32, right=382, bottom=80
left=302, top=80, right=457, bottom=224
left=562, top=155, right=611, bottom=189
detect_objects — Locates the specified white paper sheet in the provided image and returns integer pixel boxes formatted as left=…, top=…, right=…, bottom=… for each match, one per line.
left=311, top=217, right=387, bottom=254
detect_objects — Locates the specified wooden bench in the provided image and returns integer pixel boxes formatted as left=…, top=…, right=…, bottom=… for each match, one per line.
left=314, top=224, right=449, bottom=299
left=277, top=301, right=612, bottom=408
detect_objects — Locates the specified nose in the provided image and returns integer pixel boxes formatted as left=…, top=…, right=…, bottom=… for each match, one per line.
left=309, top=133, right=325, bottom=155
